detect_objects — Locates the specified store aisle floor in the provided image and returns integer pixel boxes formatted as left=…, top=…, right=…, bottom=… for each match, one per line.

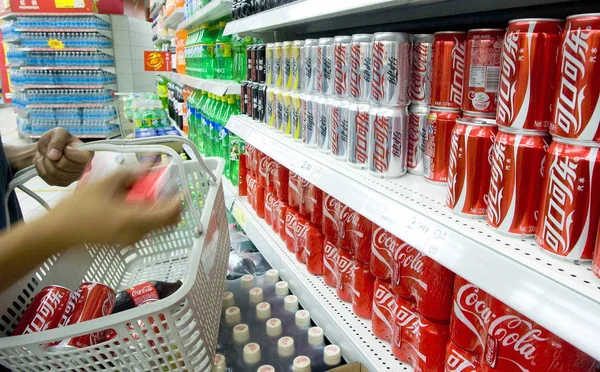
left=0, top=107, right=75, bottom=223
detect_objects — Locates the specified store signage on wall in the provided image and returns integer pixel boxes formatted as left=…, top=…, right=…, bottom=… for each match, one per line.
left=2, top=0, right=93, bottom=13
left=144, top=51, right=172, bottom=72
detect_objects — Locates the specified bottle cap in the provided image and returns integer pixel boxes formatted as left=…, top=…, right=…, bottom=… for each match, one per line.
left=293, top=356, right=312, bottom=372
left=225, top=306, right=241, bottom=324
left=324, top=344, right=342, bottom=366
left=266, top=318, right=282, bottom=337
left=222, top=292, right=234, bottom=309
left=243, top=342, right=261, bottom=365
left=249, top=287, right=264, bottom=303
left=257, top=365, right=275, bottom=372
left=241, top=274, right=254, bottom=288
left=295, top=310, right=311, bottom=328
left=256, top=302, right=271, bottom=320
left=233, top=324, right=250, bottom=343
left=265, top=269, right=279, bottom=284
left=277, top=336, right=295, bottom=357
left=308, top=326, right=324, bottom=346
left=284, top=295, right=299, bottom=312
left=212, top=354, right=226, bottom=372
left=275, top=281, right=289, bottom=296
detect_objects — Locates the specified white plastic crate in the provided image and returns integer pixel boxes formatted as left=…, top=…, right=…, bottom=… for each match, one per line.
left=0, top=137, right=229, bottom=372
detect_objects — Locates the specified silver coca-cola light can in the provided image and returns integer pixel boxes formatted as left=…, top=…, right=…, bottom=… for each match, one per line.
left=302, top=39, right=319, bottom=94
left=302, top=94, right=318, bottom=147
left=333, top=35, right=351, bottom=97
left=410, top=34, right=434, bottom=104
left=317, top=95, right=333, bottom=153
left=316, top=37, right=334, bottom=96
left=331, top=98, right=350, bottom=161
left=407, top=103, right=429, bottom=175
left=368, top=104, right=409, bottom=178
left=349, top=34, right=374, bottom=102
left=347, top=101, right=371, bottom=168
left=370, top=32, right=411, bottom=106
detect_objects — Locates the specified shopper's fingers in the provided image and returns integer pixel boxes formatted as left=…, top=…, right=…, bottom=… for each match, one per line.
left=134, top=198, right=182, bottom=231
left=101, top=168, right=145, bottom=194
left=40, top=127, right=74, bottom=161
left=63, top=146, right=93, bottom=165
left=34, top=157, right=69, bottom=187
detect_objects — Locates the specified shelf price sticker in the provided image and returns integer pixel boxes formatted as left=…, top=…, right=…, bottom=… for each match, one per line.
left=363, top=194, right=393, bottom=227
left=232, top=204, right=247, bottom=229
left=293, top=158, right=325, bottom=185
left=406, top=215, right=449, bottom=260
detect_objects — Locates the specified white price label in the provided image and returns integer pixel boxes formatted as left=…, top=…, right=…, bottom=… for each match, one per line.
left=363, top=195, right=393, bottom=226
left=227, top=120, right=239, bottom=132
left=232, top=204, right=247, bottom=229
left=406, top=215, right=449, bottom=260
left=294, top=159, right=324, bottom=184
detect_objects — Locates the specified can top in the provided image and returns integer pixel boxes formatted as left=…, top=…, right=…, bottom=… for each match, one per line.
left=374, top=31, right=411, bottom=42
left=567, top=13, right=600, bottom=20
left=429, top=106, right=462, bottom=113
left=293, top=40, right=305, bottom=46
left=434, top=31, right=467, bottom=35
left=266, top=43, right=275, bottom=47
left=274, top=42, right=283, bottom=47
left=456, top=117, right=496, bottom=127
left=468, top=28, right=506, bottom=32
left=304, top=39, right=319, bottom=45
left=334, top=35, right=352, bottom=43
left=257, top=44, right=266, bottom=50
left=282, top=41, right=292, bottom=46
left=498, top=126, right=551, bottom=136
left=411, top=34, right=434, bottom=42
left=318, top=37, right=334, bottom=44
left=508, top=18, right=564, bottom=24
left=351, top=33, right=374, bottom=42
left=553, top=135, right=600, bottom=148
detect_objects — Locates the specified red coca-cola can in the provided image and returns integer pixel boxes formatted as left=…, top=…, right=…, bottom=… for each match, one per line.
left=336, top=247, right=354, bottom=302
left=392, top=296, right=450, bottom=372
left=429, top=31, right=467, bottom=109
left=407, top=103, right=429, bottom=175
left=350, top=212, right=372, bottom=264
left=370, top=224, right=399, bottom=281
left=288, top=172, right=301, bottom=210
left=336, top=201, right=358, bottom=251
left=298, top=176, right=311, bottom=217
left=424, top=107, right=462, bottom=184
left=461, top=29, right=504, bottom=115
left=410, top=34, right=434, bottom=104
left=392, top=244, right=455, bottom=322
left=497, top=18, right=564, bottom=131
left=273, top=200, right=288, bottom=240
left=351, top=260, right=375, bottom=319
left=449, top=276, right=492, bottom=354
left=12, top=285, right=71, bottom=336
left=273, top=162, right=289, bottom=202
left=285, top=208, right=299, bottom=253
left=264, top=191, right=276, bottom=227
left=304, top=183, right=323, bottom=228
left=322, top=193, right=339, bottom=240
left=371, top=279, right=396, bottom=342
left=258, top=154, right=274, bottom=190
left=486, top=127, right=551, bottom=236
left=247, top=176, right=266, bottom=218
left=323, top=240, right=339, bottom=288
left=446, top=118, right=498, bottom=217
left=483, top=297, right=595, bottom=372
left=49, top=283, right=116, bottom=350
left=295, top=217, right=324, bottom=274
left=445, top=340, right=480, bottom=372
left=551, top=13, right=600, bottom=141
left=536, top=138, right=600, bottom=260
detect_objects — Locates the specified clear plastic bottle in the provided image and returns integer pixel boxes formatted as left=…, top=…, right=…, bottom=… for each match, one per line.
left=214, top=22, right=233, bottom=80
left=197, top=23, right=215, bottom=79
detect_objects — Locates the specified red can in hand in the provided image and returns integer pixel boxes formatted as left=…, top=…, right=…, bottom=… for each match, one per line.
left=351, top=260, right=375, bottom=319
left=12, top=285, right=71, bottom=336
left=49, top=283, right=116, bottom=350
left=371, top=279, right=396, bottom=342
left=429, top=31, right=467, bottom=109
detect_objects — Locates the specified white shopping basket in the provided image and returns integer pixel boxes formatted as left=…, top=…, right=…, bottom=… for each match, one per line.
left=0, top=136, right=229, bottom=372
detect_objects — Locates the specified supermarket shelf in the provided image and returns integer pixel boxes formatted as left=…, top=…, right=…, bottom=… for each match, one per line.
left=1, top=13, right=111, bottom=23
left=163, top=8, right=185, bottom=29
left=12, top=84, right=116, bottom=90
left=226, top=115, right=600, bottom=360
left=162, top=72, right=240, bottom=96
left=223, top=0, right=580, bottom=35
left=18, top=66, right=116, bottom=73
left=150, top=0, right=165, bottom=19
left=15, top=29, right=113, bottom=38
left=18, top=47, right=115, bottom=56
left=26, top=103, right=108, bottom=109
left=153, top=37, right=173, bottom=46
left=177, top=0, right=232, bottom=31
left=28, top=130, right=121, bottom=140
left=228, top=197, right=410, bottom=372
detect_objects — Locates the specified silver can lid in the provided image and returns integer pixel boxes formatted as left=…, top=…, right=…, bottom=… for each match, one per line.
left=351, top=33, right=374, bottom=42
left=318, top=37, right=334, bottom=45
left=456, top=117, right=497, bottom=127
left=304, top=38, right=319, bottom=45
left=334, top=35, right=352, bottom=43
left=374, top=31, right=411, bottom=43
left=412, top=34, right=434, bottom=42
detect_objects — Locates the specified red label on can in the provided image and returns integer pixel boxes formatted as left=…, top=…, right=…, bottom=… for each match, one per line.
left=429, top=32, right=467, bottom=108
left=125, top=282, right=159, bottom=307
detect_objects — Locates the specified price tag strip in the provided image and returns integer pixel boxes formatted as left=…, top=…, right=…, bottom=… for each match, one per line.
left=231, top=203, right=247, bottom=229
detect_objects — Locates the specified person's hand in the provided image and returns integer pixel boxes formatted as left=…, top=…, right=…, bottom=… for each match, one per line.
left=34, top=127, right=93, bottom=187
left=51, top=168, right=182, bottom=247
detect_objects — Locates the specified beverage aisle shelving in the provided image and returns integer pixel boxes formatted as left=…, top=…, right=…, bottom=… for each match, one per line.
left=178, top=0, right=232, bottom=31
left=226, top=115, right=600, bottom=361
left=163, top=8, right=185, bottom=29
left=163, top=71, right=240, bottom=96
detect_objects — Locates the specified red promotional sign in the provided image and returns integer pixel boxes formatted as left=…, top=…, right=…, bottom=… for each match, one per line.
left=143, top=51, right=172, bottom=72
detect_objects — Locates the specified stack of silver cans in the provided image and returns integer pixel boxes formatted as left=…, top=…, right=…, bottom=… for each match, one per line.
left=255, top=32, right=434, bottom=180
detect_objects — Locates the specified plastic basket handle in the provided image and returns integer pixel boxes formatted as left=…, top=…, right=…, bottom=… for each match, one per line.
left=5, top=143, right=204, bottom=237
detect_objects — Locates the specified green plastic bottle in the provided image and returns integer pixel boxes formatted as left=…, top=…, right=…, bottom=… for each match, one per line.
left=204, top=93, right=218, bottom=156
left=156, top=75, right=169, bottom=109
left=194, top=90, right=207, bottom=151
left=187, top=90, right=199, bottom=142
left=197, top=23, right=215, bottom=79
left=215, top=21, right=233, bottom=80
left=230, top=134, right=244, bottom=186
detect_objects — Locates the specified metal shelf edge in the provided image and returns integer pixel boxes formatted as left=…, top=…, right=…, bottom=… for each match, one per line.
left=177, top=0, right=232, bottom=31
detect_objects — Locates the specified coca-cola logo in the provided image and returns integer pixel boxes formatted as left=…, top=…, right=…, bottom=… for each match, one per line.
left=354, top=110, right=369, bottom=164
left=487, top=138, right=507, bottom=225
left=349, top=43, right=361, bottom=98
left=337, top=254, right=353, bottom=274
left=286, top=211, right=297, bottom=238
left=450, top=37, right=466, bottom=106
left=395, top=305, right=428, bottom=362
left=393, top=244, right=425, bottom=282
left=22, top=291, right=67, bottom=334
left=410, top=42, right=430, bottom=101
left=554, top=23, right=591, bottom=135
left=539, top=154, right=578, bottom=254
left=265, top=193, right=275, bottom=212
left=334, top=43, right=348, bottom=95
left=446, top=347, right=477, bottom=372
left=316, top=47, right=323, bottom=92
left=446, top=130, right=461, bottom=207
left=373, top=283, right=396, bottom=331
left=407, top=113, right=420, bottom=168
left=486, top=315, right=548, bottom=368
left=131, top=284, right=154, bottom=298
left=371, top=41, right=385, bottom=101
left=372, top=114, right=390, bottom=172
left=323, top=195, right=337, bottom=225
left=453, top=284, right=496, bottom=349
left=304, top=55, right=312, bottom=80
left=331, top=106, right=340, bottom=155
left=295, top=221, right=309, bottom=239
left=497, top=31, right=520, bottom=125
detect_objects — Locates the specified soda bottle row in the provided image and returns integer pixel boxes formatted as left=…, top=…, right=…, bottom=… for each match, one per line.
left=231, top=0, right=298, bottom=20
left=10, top=70, right=116, bottom=86
left=6, top=50, right=115, bottom=67
left=15, top=16, right=110, bottom=30
left=184, top=22, right=253, bottom=81
left=20, top=32, right=112, bottom=49
left=13, top=89, right=113, bottom=106
left=120, top=92, right=171, bottom=129
left=186, top=90, right=243, bottom=184
left=237, top=151, right=598, bottom=371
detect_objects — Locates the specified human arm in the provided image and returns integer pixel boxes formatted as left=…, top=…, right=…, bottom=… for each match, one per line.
left=0, top=169, right=181, bottom=291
